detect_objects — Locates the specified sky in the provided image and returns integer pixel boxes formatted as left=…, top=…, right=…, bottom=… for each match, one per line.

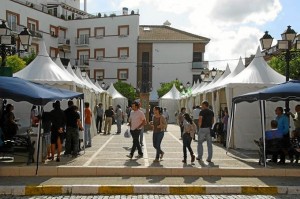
left=80, top=0, right=300, bottom=70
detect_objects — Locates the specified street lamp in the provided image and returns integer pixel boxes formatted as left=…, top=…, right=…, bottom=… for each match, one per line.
left=260, top=25, right=300, bottom=112
left=0, top=20, right=32, bottom=70
left=200, top=68, right=217, bottom=82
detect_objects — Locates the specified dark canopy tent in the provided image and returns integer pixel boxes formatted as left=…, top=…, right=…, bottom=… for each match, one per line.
left=229, top=80, right=300, bottom=166
left=0, top=76, right=84, bottom=173
left=0, top=76, right=84, bottom=105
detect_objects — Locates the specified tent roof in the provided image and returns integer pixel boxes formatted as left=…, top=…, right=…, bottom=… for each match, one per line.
left=161, top=84, right=181, bottom=99
left=107, top=83, right=126, bottom=99
left=0, top=77, right=83, bottom=106
left=66, top=63, right=86, bottom=88
left=225, top=47, right=286, bottom=87
left=13, top=41, right=74, bottom=85
left=232, top=80, right=300, bottom=104
left=200, top=65, right=231, bottom=93
left=210, top=57, right=245, bottom=91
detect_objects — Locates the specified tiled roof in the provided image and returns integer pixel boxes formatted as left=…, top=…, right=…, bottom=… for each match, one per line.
left=139, top=25, right=210, bottom=43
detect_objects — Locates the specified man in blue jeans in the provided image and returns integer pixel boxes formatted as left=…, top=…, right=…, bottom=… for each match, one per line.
left=127, top=101, right=146, bottom=159
left=197, top=100, right=214, bottom=163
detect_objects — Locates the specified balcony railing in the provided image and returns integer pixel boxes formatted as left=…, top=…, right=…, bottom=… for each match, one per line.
left=75, top=37, right=89, bottom=45
left=58, top=37, right=70, bottom=45
left=192, top=61, right=208, bottom=69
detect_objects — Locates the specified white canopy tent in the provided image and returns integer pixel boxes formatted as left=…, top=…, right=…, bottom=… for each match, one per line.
left=106, top=83, right=128, bottom=112
left=219, top=47, right=287, bottom=150
left=159, top=84, right=181, bottom=123
left=14, top=40, right=76, bottom=90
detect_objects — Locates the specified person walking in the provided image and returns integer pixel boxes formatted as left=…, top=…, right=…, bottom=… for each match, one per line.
left=150, top=106, right=167, bottom=162
left=182, top=113, right=196, bottom=164
left=162, top=107, right=169, bottom=131
left=115, top=105, right=123, bottom=134
left=126, top=101, right=146, bottom=159
left=192, top=105, right=201, bottom=140
left=197, top=101, right=214, bottom=163
left=178, top=107, right=186, bottom=139
left=49, top=101, right=66, bottom=162
left=104, top=105, right=114, bottom=135
left=64, top=101, right=83, bottom=157
left=84, top=102, right=92, bottom=147
left=95, top=103, right=104, bottom=134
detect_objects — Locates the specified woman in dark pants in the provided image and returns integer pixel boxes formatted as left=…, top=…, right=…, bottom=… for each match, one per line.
left=182, top=113, right=196, bottom=164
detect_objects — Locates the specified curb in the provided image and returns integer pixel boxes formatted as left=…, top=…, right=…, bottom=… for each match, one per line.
left=0, top=185, right=300, bottom=195
left=1, top=166, right=300, bottom=177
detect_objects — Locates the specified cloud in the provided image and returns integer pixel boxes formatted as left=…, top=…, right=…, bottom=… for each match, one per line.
left=211, top=0, right=281, bottom=25
left=82, top=0, right=282, bottom=69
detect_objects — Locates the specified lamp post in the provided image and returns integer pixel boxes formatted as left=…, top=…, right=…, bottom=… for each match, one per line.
left=200, top=68, right=217, bottom=82
left=0, top=20, right=32, bottom=76
left=260, top=25, right=300, bottom=113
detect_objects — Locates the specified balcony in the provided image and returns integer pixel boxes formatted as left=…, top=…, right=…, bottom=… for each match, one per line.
left=29, top=30, right=43, bottom=39
left=192, top=61, right=208, bottom=69
left=75, top=59, right=89, bottom=66
left=58, top=37, right=71, bottom=52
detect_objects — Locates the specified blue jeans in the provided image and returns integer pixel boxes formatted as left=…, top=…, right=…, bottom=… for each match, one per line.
left=140, top=127, right=144, bottom=145
left=197, top=127, right=213, bottom=161
left=84, top=124, right=91, bottom=147
left=116, top=118, right=122, bottom=133
left=183, top=133, right=193, bottom=160
left=153, top=131, right=164, bottom=159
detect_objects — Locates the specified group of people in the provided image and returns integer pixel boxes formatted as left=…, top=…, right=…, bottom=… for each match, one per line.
left=44, top=100, right=87, bottom=162
left=95, top=103, right=124, bottom=135
left=255, top=105, right=300, bottom=164
left=125, top=101, right=168, bottom=163
left=177, top=101, right=215, bottom=164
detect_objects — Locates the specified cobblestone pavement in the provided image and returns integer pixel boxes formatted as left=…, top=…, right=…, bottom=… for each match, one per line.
left=1, top=195, right=299, bottom=199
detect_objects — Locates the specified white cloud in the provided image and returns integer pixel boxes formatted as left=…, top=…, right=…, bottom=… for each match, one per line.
left=82, top=0, right=282, bottom=70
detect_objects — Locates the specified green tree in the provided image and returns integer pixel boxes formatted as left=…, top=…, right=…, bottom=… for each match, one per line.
left=114, top=80, right=137, bottom=103
left=6, top=55, right=26, bottom=73
left=22, top=52, right=36, bottom=65
left=157, top=79, right=184, bottom=98
left=268, top=52, right=300, bottom=80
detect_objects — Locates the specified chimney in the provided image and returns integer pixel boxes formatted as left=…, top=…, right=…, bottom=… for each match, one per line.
left=84, top=0, right=87, bottom=12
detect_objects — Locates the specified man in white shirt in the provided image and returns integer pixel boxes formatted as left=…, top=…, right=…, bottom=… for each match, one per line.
left=192, top=105, right=201, bottom=136
left=127, top=101, right=146, bottom=159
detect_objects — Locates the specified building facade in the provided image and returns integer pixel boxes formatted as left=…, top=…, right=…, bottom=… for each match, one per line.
left=1, top=0, right=210, bottom=102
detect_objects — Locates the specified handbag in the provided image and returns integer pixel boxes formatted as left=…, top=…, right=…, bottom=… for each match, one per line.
left=124, top=128, right=131, bottom=138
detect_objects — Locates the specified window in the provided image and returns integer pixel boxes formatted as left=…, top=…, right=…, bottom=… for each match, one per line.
left=79, top=34, right=89, bottom=44
left=118, top=69, right=128, bottom=80
left=118, top=47, right=129, bottom=59
left=193, top=75, right=201, bottom=84
left=94, top=69, right=104, bottom=81
left=193, top=52, right=202, bottom=62
left=50, top=25, right=57, bottom=37
left=95, top=48, right=105, bottom=60
left=6, top=11, right=19, bottom=31
left=95, top=27, right=105, bottom=38
left=80, top=54, right=89, bottom=65
left=118, top=25, right=129, bottom=37
left=27, top=18, right=39, bottom=31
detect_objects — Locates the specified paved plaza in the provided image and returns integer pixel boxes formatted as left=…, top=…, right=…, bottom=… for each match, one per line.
left=0, top=124, right=300, bottom=196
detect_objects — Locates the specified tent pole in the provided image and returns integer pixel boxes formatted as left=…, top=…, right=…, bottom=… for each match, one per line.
left=80, top=99, right=85, bottom=153
left=226, top=102, right=235, bottom=153
left=262, top=100, right=267, bottom=167
left=35, top=106, right=43, bottom=175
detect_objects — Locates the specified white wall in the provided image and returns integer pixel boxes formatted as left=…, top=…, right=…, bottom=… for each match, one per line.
left=151, top=43, right=193, bottom=101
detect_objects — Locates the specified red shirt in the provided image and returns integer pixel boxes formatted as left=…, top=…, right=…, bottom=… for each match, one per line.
left=85, top=108, right=92, bottom=124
